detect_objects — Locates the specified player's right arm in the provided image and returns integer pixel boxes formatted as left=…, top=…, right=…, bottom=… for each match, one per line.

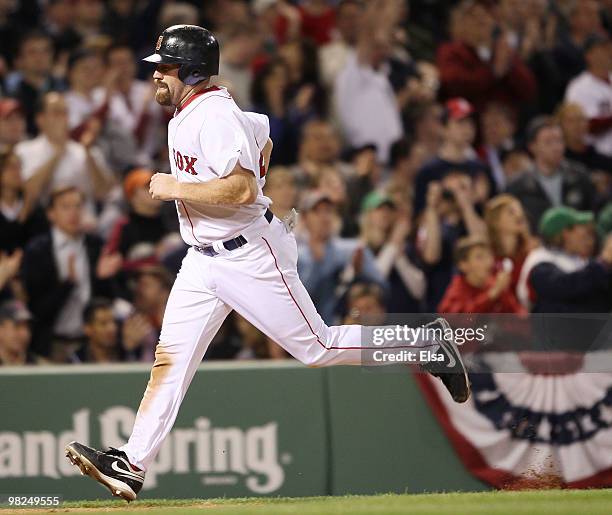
left=149, top=165, right=258, bottom=205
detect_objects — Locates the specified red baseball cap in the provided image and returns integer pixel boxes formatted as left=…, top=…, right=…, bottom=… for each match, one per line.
left=445, top=98, right=475, bottom=121
left=0, top=99, right=23, bottom=119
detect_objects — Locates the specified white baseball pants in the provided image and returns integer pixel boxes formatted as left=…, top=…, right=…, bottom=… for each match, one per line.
left=121, top=215, right=432, bottom=470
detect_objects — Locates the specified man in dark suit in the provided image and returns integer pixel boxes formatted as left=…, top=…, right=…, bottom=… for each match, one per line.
left=21, top=186, right=121, bottom=361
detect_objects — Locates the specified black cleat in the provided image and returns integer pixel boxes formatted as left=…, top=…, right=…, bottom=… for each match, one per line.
left=420, top=317, right=471, bottom=403
left=65, top=441, right=144, bottom=501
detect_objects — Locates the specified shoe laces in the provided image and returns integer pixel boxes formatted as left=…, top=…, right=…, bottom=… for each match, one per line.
left=106, top=447, right=127, bottom=458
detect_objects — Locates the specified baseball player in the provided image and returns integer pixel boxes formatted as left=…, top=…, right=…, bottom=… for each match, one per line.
left=65, top=25, right=470, bottom=501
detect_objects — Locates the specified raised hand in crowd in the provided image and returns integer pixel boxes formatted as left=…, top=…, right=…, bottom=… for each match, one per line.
left=122, top=313, right=155, bottom=352
left=96, top=252, right=123, bottom=280
left=0, top=249, right=23, bottom=291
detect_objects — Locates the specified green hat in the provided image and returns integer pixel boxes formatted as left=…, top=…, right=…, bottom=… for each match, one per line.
left=361, top=191, right=395, bottom=213
left=597, top=203, right=612, bottom=238
left=538, top=206, right=594, bottom=239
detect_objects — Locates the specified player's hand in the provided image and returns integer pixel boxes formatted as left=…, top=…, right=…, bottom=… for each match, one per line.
left=149, top=173, right=181, bottom=201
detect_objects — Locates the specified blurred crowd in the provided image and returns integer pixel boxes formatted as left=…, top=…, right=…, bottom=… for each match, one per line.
left=1, top=0, right=612, bottom=366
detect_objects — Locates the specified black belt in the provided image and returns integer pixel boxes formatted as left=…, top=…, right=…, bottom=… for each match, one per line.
left=194, top=208, right=274, bottom=257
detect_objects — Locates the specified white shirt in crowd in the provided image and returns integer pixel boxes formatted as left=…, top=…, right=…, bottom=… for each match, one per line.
left=51, top=226, right=91, bottom=338
left=15, top=135, right=108, bottom=218
left=168, top=86, right=272, bottom=245
left=565, top=71, right=612, bottom=156
left=65, top=82, right=163, bottom=161
left=334, top=51, right=403, bottom=163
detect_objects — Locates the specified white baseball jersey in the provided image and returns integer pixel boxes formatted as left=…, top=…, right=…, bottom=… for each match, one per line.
left=565, top=71, right=612, bottom=156
left=167, top=86, right=272, bottom=245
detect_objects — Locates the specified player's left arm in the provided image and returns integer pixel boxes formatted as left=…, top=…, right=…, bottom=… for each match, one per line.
left=149, top=165, right=258, bottom=205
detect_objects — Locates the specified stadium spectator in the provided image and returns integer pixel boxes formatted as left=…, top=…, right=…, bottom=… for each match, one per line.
left=123, top=265, right=172, bottom=362
left=251, top=59, right=304, bottom=165
left=384, top=138, right=428, bottom=205
left=413, top=98, right=490, bottom=215
left=484, top=194, right=536, bottom=292
left=73, top=0, right=105, bottom=40
left=217, top=23, right=262, bottom=109
left=252, top=0, right=301, bottom=47
left=292, top=119, right=352, bottom=189
left=506, top=116, right=596, bottom=229
left=279, top=38, right=327, bottom=117
left=565, top=34, right=612, bottom=157
left=101, top=45, right=164, bottom=167
left=557, top=102, right=612, bottom=174
left=72, top=297, right=125, bottom=363
left=517, top=206, right=612, bottom=313
left=0, top=300, right=38, bottom=365
left=360, top=191, right=425, bottom=313
left=416, top=173, right=487, bottom=311
left=0, top=99, right=27, bottom=152
left=554, top=0, right=607, bottom=99
left=494, top=0, right=556, bottom=61
left=334, top=0, right=404, bottom=163
left=319, top=0, right=364, bottom=89
left=342, top=282, right=386, bottom=325
left=105, top=169, right=173, bottom=268
left=437, top=0, right=537, bottom=113
left=43, top=0, right=82, bottom=56
left=232, top=313, right=290, bottom=360
left=478, top=102, right=518, bottom=192
left=21, top=186, right=121, bottom=361
left=297, top=0, right=336, bottom=45
left=313, top=167, right=356, bottom=237
left=15, top=92, right=114, bottom=226
left=0, top=148, right=48, bottom=253
left=438, top=236, right=525, bottom=314
left=63, top=49, right=104, bottom=123
left=297, top=191, right=385, bottom=324
left=5, top=31, right=64, bottom=135
left=403, top=101, right=444, bottom=163
left=263, top=167, right=298, bottom=220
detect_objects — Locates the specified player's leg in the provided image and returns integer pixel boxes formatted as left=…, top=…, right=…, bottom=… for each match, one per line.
left=215, top=219, right=466, bottom=378
left=120, top=251, right=231, bottom=470
left=66, top=249, right=231, bottom=499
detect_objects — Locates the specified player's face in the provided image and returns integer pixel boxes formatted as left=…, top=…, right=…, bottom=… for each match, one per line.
left=153, top=64, right=183, bottom=106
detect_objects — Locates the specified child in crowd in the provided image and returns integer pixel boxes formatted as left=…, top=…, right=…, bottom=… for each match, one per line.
left=438, top=236, right=525, bottom=314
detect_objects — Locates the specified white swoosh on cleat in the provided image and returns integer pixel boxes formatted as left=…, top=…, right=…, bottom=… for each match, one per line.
left=111, top=461, right=144, bottom=483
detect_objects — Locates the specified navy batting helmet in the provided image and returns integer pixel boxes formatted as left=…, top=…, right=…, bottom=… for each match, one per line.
left=143, top=25, right=220, bottom=85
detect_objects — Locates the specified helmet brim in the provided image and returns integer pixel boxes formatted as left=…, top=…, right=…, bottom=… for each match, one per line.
left=143, top=53, right=163, bottom=63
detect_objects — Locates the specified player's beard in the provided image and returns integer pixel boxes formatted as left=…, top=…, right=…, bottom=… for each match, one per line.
left=155, top=82, right=172, bottom=106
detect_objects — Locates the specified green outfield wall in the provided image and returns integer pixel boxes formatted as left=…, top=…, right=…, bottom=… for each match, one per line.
left=0, top=362, right=486, bottom=500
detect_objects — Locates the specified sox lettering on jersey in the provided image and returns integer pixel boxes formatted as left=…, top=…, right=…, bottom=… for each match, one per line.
left=173, top=148, right=198, bottom=175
